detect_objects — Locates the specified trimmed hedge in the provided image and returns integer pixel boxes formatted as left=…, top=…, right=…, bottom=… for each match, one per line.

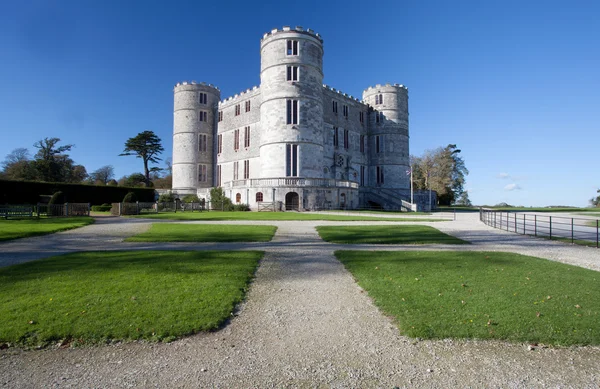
left=0, top=179, right=155, bottom=205
left=91, top=205, right=112, bottom=212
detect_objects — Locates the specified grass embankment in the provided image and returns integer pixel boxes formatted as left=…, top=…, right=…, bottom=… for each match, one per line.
left=0, top=217, right=94, bottom=241
left=129, top=211, right=444, bottom=222
left=317, top=225, right=467, bottom=244
left=0, top=250, right=262, bottom=348
left=336, top=251, right=600, bottom=346
left=126, top=224, right=277, bottom=242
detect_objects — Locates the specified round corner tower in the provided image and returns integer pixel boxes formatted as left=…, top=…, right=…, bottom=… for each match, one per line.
left=363, top=83, right=410, bottom=189
left=258, top=26, right=325, bottom=179
left=172, top=82, right=220, bottom=195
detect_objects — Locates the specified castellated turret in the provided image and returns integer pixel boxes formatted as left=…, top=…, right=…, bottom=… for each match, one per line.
left=362, top=84, right=410, bottom=189
left=172, top=82, right=220, bottom=195
left=259, top=27, right=325, bottom=179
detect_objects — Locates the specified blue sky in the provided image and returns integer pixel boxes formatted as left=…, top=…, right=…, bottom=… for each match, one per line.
left=0, top=0, right=598, bottom=207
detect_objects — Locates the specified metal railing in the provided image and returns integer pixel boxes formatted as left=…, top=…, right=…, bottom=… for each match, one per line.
left=226, top=177, right=360, bottom=189
left=480, top=208, right=599, bottom=248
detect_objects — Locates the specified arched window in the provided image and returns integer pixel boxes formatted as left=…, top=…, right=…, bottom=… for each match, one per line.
left=236, top=193, right=241, bottom=203
left=256, top=192, right=263, bottom=202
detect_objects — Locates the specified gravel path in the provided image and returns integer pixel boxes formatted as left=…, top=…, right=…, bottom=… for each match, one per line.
left=1, top=213, right=599, bottom=388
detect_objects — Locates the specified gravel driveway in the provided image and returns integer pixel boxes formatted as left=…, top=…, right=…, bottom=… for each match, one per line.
left=1, top=213, right=599, bottom=388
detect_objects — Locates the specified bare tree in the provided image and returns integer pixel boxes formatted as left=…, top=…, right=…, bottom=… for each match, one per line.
left=90, top=165, right=115, bottom=185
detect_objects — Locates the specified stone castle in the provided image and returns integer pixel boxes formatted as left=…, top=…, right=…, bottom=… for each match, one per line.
left=172, top=26, right=429, bottom=210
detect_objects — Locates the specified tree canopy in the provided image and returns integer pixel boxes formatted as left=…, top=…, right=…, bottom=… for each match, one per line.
left=591, top=189, right=600, bottom=207
left=120, top=130, right=164, bottom=186
left=410, top=144, right=469, bottom=206
left=90, top=165, right=115, bottom=185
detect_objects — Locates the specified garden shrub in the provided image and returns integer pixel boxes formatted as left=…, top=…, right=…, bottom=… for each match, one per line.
left=182, top=194, right=200, bottom=203
left=123, top=192, right=138, bottom=203
left=158, top=192, right=176, bottom=203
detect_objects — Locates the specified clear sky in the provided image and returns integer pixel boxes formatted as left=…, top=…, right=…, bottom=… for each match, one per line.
left=0, top=0, right=598, bottom=207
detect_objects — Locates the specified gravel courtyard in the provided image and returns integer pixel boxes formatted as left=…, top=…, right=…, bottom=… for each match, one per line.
left=1, top=212, right=599, bottom=388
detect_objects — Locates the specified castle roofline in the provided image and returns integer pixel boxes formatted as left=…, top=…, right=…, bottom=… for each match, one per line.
left=322, top=84, right=366, bottom=104
left=261, top=26, right=322, bottom=42
left=174, top=81, right=220, bottom=91
left=219, top=85, right=261, bottom=105
left=363, top=83, right=408, bottom=93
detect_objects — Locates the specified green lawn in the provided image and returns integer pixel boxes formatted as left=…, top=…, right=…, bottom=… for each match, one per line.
left=336, top=251, right=600, bottom=346
left=0, top=217, right=94, bottom=241
left=129, top=211, right=445, bottom=222
left=0, top=250, right=262, bottom=348
left=317, top=225, right=467, bottom=244
left=126, top=223, right=277, bottom=242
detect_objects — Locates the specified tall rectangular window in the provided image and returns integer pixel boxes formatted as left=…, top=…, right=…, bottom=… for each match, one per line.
left=218, top=111, right=223, bottom=122
left=286, top=99, right=298, bottom=124
left=235, top=104, right=240, bottom=116
left=216, top=165, right=222, bottom=186
left=286, top=144, right=298, bottom=177
left=287, top=40, right=298, bottom=55
left=332, top=100, right=338, bottom=114
left=234, top=129, right=240, bottom=151
left=217, top=134, right=222, bottom=154
left=244, top=160, right=249, bottom=179
left=360, top=165, right=365, bottom=186
left=375, top=110, right=380, bottom=123
left=198, top=92, right=207, bottom=104
left=375, top=94, right=383, bottom=105
left=198, top=134, right=207, bottom=152
left=245, top=100, right=251, bottom=112
left=343, top=129, right=349, bottom=149
left=198, top=111, right=207, bottom=122
left=233, top=161, right=239, bottom=180
left=377, top=166, right=384, bottom=185
left=376, top=135, right=382, bottom=153
left=360, top=135, right=365, bottom=153
left=198, top=164, right=207, bottom=182
left=244, top=126, right=250, bottom=148
left=359, top=111, right=364, bottom=124
left=333, top=127, right=339, bottom=148
left=343, top=105, right=348, bottom=117
left=287, top=66, right=299, bottom=81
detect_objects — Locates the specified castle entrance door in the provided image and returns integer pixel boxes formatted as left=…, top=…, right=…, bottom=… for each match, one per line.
left=285, top=192, right=299, bottom=211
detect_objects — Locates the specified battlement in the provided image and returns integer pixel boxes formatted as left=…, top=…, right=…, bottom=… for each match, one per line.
left=174, top=81, right=220, bottom=91
left=219, top=86, right=261, bottom=105
left=363, top=83, right=409, bottom=93
left=322, top=84, right=366, bottom=104
left=261, top=26, right=322, bottom=43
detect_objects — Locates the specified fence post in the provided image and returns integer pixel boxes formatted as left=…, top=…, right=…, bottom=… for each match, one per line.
left=571, top=218, right=574, bottom=244
left=118, top=202, right=122, bottom=216
left=514, top=213, right=517, bottom=232
left=65, top=203, right=69, bottom=217
left=88, top=203, right=91, bottom=217
left=37, top=203, right=40, bottom=218
left=549, top=216, right=552, bottom=239
left=597, top=220, right=599, bottom=249
left=155, top=202, right=159, bottom=213
left=136, top=201, right=139, bottom=215
left=523, top=214, right=526, bottom=235
left=534, top=215, right=537, bottom=236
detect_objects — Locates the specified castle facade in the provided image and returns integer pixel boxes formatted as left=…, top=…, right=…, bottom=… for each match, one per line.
left=172, top=26, right=415, bottom=210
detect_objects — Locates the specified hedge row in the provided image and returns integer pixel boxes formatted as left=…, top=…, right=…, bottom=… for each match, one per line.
left=0, top=179, right=156, bottom=205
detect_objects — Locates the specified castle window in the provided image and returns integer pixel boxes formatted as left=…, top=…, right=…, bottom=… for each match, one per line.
left=198, top=134, right=207, bottom=152
left=256, top=192, right=263, bottom=202
left=333, top=127, right=339, bottom=148
left=375, top=111, right=383, bottom=124
left=375, top=94, right=383, bottom=105
left=245, top=100, right=251, bottom=112
left=376, top=135, right=383, bottom=153
left=377, top=166, right=384, bottom=185
left=244, top=160, right=249, bottom=179
left=287, top=66, right=299, bottom=81
left=286, top=99, right=298, bottom=125
left=286, top=144, right=299, bottom=177
left=198, top=92, right=207, bottom=104
left=343, top=129, right=349, bottom=149
left=343, top=105, right=348, bottom=117
left=198, top=111, right=207, bottom=122
left=217, top=134, right=222, bottom=154
left=198, top=164, right=207, bottom=182
left=360, top=135, right=365, bottom=153
left=235, top=104, right=241, bottom=116
left=332, top=101, right=338, bottom=114
left=216, top=165, right=222, bottom=186
left=360, top=165, right=365, bottom=186
left=234, top=129, right=240, bottom=151
left=287, top=40, right=298, bottom=56
left=218, top=111, right=223, bottom=122
left=233, top=161, right=239, bottom=180
left=359, top=111, right=364, bottom=124
left=236, top=193, right=241, bottom=203
left=244, top=126, right=250, bottom=148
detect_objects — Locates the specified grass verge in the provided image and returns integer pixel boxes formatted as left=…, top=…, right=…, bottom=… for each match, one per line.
left=129, top=211, right=445, bottom=222
left=125, top=224, right=277, bottom=242
left=317, top=225, right=467, bottom=244
left=0, top=250, right=262, bottom=348
left=336, top=251, right=600, bottom=346
left=0, top=217, right=94, bottom=241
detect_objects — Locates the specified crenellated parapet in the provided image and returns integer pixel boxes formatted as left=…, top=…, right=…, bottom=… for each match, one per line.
left=261, top=26, right=322, bottom=43
left=219, top=86, right=261, bottom=107
left=363, top=83, right=408, bottom=93
left=322, top=84, right=367, bottom=104
left=174, top=81, right=220, bottom=92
